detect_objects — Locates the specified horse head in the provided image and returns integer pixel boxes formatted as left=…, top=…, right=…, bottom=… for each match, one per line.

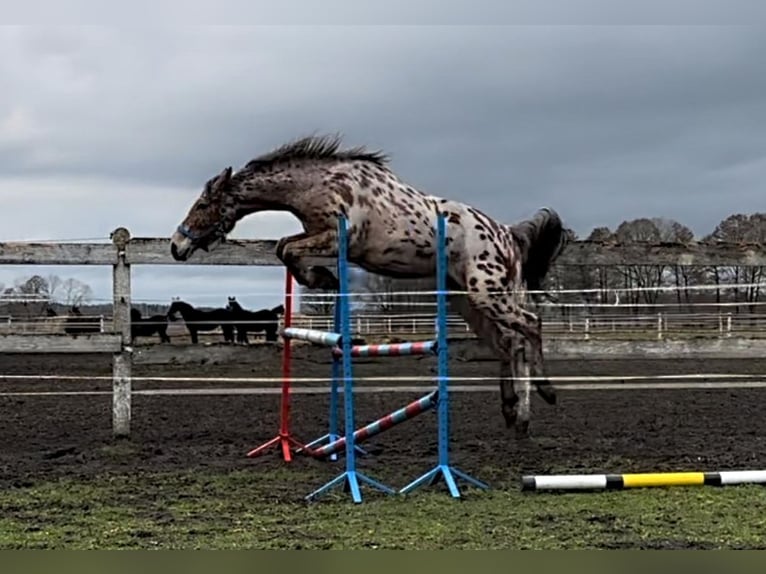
left=167, top=300, right=185, bottom=321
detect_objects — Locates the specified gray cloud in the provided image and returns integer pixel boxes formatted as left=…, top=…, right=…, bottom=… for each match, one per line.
left=1, top=25, right=764, bottom=306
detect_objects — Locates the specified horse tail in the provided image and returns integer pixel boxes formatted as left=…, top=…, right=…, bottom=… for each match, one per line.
left=507, top=207, right=572, bottom=294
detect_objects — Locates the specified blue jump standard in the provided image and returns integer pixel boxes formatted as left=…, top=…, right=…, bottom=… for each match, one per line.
left=305, top=215, right=393, bottom=503
left=399, top=213, right=489, bottom=498
left=301, top=300, right=367, bottom=462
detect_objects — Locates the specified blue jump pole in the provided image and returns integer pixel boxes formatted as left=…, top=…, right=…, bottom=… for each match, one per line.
left=301, top=299, right=341, bottom=460
left=399, top=212, right=489, bottom=498
left=301, top=245, right=366, bottom=461
left=305, top=215, right=395, bottom=503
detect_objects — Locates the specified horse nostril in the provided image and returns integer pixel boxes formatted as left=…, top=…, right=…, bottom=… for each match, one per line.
left=171, top=242, right=181, bottom=260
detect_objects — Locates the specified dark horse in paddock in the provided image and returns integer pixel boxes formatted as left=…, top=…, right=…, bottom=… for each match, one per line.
left=225, top=297, right=284, bottom=343
left=166, top=300, right=234, bottom=344
left=131, top=308, right=170, bottom=343
left=63, top=306, right=101, bottom=335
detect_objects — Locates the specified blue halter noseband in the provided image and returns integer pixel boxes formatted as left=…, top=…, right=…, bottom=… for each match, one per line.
left=176, top=224, right=203, bottom=241
left=176, top=221, right=227, bottom=244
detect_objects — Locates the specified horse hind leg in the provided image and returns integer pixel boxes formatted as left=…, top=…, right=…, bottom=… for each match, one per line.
left=464, top=283, right=554, bottom=437
left=452, top=292, right=524, bottom=435
left=514, top=309, right=556, bottom=405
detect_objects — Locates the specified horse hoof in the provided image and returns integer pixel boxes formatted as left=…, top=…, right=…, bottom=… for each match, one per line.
left=515, top=420, right=530, bottom=440
left=502, top=408, right=516, bottom=429
left=536, top=382, right=557, bottom=405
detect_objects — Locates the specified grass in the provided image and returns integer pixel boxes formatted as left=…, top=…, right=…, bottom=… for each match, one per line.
left=2, top=468, right=766, bottom=549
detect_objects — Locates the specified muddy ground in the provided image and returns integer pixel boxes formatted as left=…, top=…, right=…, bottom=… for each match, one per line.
left=1, top=341, right=765, bottom=495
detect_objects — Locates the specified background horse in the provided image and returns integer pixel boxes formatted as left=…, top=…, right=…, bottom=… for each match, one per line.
left=225, top=297, right=283, bottom=343
left=166, top=300, right=234, bottom=344
left=131, top=308, right=171, bottom=343
left=64, top=306, right=102, bottom=336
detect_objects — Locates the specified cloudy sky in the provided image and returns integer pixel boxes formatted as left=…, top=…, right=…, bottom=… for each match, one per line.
left=1, top=25, right=764, bottom=310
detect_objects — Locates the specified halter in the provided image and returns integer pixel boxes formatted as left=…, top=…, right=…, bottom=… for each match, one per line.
left=176, top=221, right=227, bottom=243
left=176, top=224, right=203, bottom=241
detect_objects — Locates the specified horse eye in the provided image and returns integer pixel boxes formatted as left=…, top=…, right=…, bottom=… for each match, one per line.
left=196, top=202, right=208, bottom=211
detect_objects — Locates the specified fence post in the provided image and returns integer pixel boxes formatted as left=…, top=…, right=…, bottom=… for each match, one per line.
left=111, top=227, right=132, bottom=438
left=657, top=312, right=663, bottom=340
left=726, top=312, right=732, bottom=338
left=584, top=317, right=590, bottom=340
left=718, top=313, right=724, bottom=337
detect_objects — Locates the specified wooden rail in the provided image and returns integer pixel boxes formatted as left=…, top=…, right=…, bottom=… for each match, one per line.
left=0, top=227, right=764, bottom=437
left=1, top=233, right=764, bottom=267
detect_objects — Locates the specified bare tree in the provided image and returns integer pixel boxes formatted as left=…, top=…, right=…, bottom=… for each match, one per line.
left=651, top=217, right=697, bottom=309
left=46, top=274, right=63, bottom=302
left=708, top=213, right=766, bottom=312
left=614, top=218, right=665, bottom=310
left=13, top=274, right=50, bottom=298
left=60, top=278, right=94, bottom=307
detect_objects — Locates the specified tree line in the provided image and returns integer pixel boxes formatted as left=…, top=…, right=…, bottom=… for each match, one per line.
left=299, top=211, right=765, bottom=316
left=0, top=274, right=95, bottom=317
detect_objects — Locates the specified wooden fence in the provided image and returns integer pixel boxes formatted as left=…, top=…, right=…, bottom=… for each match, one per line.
left=0, top=228, right=764, bottom=437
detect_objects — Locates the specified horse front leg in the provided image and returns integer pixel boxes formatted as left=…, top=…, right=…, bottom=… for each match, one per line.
left=277, top=229, right=339, bottom=291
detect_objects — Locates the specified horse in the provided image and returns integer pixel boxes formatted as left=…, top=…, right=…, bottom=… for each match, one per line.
left=64, top=306, right=102, bottom=335
left=166, top=300, right=235, bottom=344
left=131, top=308, right=171, bottom=343
left=38, top=304, right=66, bottom=334
left=169, top=134, right=570, bottom=437
left=225, top=297, right=283, bottom=344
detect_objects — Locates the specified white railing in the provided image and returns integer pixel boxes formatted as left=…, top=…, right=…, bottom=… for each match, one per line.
left=0, top=311, right=764, bottom=339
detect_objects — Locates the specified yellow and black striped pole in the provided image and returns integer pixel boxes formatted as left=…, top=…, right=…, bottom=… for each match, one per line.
left=521, top=470, right=766, bottom=492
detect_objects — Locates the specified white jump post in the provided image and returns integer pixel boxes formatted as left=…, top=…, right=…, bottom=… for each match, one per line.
left=111, top=227, right=132, bottom=438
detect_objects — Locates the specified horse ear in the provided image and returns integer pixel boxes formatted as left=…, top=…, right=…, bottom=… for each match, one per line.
left=214, top=167, right=233, bottom=190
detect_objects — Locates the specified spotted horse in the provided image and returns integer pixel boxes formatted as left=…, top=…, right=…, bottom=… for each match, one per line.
left=170, top=134, right=571, bottom=438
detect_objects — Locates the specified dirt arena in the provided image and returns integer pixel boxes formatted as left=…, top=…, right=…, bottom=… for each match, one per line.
left=1, top=342, right=766, bottom=496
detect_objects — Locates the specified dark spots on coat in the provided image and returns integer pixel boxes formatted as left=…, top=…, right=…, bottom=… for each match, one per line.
left=448, top=212, right=461, bottom=224
left=357, top=194, right=373, bottom=209
left=332, top=182, right=354, bottom=206
left=468, top=277, right=479, bottom=287
left=479, top=233, right=487, bottom=241
left=478, top=250, right=489, bottom=261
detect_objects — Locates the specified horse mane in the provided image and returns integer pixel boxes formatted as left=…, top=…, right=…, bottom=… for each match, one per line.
left=244, top=134, right=390, bottom=171
left=508, top=207, right=571, bottom=293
